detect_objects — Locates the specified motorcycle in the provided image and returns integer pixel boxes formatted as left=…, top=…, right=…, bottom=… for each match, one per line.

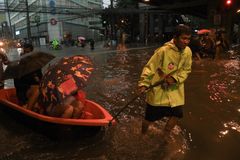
left=16, top=42, right=23, bottom=55
left=49, top=40, right=62, bottom=50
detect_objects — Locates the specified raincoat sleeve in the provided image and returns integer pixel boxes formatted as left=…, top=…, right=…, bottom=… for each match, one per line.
left=171, top=49, right=192, bottom=84
left=138, top=49, right=163, bottom=87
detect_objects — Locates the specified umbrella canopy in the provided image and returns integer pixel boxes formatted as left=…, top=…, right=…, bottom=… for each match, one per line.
left=197, top=29, right=211, bottom=35
left=4, top=51, right=55, bottom=80
left=78, top=36, right=86, bottom=41
left=38, top=55, right=94, bottom=107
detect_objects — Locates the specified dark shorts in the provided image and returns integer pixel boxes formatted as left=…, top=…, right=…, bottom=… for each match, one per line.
left=145, top=104, right=183, bottom=122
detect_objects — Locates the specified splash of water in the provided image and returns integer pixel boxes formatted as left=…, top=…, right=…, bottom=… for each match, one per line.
left=219, top=121, right=240, bottom=138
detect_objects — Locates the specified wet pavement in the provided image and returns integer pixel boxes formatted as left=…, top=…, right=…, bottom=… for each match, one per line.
left=0, top=46, right=239, bottom=160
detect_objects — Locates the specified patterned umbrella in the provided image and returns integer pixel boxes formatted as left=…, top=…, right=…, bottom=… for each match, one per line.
left=38, top=55, right=94, bottom=107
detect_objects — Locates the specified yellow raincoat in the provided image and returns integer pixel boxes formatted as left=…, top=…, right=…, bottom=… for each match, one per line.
left=138, top=40, right=192, bottom=107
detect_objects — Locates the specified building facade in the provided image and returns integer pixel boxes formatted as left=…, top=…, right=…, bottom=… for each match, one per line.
left=5, top=0, right=103, bottom=45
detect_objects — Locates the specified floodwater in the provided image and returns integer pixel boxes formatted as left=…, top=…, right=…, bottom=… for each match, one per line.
left=0, top=48, right=239, bottom=160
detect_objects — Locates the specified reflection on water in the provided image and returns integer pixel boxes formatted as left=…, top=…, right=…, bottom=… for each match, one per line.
left=107, top=118, right=188, bottom=160
left=207, top=59, right=240, bottom=145
left=219, top=121, right=240, bottom=138
left=207, top=60, right=240, bottom=103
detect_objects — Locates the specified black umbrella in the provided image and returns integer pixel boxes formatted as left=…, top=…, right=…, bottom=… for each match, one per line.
left=4, top=51, right=55, bottom=80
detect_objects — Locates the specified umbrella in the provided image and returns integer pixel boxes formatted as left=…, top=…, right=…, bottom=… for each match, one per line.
left=38, top=55, right=94, bottom=107
left=4, top=51, right=55, bottom=80
left=78, top=36, right=86, bottom=41
left=197, top=29, right=211, bottom=35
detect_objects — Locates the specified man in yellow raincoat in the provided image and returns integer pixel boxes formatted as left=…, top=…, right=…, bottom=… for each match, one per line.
left=138, top=24, right=192, bottom=141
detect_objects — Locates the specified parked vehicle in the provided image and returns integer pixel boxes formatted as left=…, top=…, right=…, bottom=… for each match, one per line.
left=49, top=40, right=62, bottom=50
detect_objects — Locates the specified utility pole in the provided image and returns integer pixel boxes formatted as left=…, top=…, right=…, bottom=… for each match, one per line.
left=5, top=0, right=13, bottom=39
left=34, top=15, right=40, bottom=46
left=110, top=0, right=115, bottom=47
left=110, top=0, right=113, bottom=8
left=26, top=0, right=31, bottom=40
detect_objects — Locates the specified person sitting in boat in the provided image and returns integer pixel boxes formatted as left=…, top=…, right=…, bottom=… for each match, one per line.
left=26, top=55, right=93, bottom=119
left=26, top=76, right=86, bottom=118
left=13, top=43, right=43, bottom=106
left=44, top=90, right=86, bottom=118
left=28, top=89, right=87, bottom=119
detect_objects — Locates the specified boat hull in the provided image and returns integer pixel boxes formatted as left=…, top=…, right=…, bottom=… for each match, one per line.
left=0, top=88, right=115, bottom=126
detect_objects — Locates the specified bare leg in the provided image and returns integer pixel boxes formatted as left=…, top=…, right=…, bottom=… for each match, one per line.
left=72, top=107, right=82, bottom=119
left=142, top=119, right=152, bottom=134
left=163, top=117, right=179, bottom=142
left=196, top=52, right=202, bottom=61
left=32, top=102, right=44, bottom=114
left=71, top=100, right=84, bottom=119
left=61, top=105, right=74, bottom=118
left=26, top=85, right=39, bottom=110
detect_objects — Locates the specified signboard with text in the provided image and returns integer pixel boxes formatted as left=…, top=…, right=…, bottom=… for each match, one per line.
left=50, top=18, right=57, bottom=25
left=49, top=0, right=56, bottom=14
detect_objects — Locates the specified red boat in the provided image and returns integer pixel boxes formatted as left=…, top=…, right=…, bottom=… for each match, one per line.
left=0, top=88, right=116, bottom=126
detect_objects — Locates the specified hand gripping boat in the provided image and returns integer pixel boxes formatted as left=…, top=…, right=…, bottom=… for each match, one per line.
left=0, top=88, right=116, bottom=126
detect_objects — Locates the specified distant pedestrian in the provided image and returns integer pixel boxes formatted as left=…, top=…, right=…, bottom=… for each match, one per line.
left=136, top=34, right=140, bottom=46
left=89, top=39, right=95, bottom=50
left=138, top=24, right=192, bottom=143
left=215, top=31, right=229, bottom=59
left=189, top=35, right=202, bottom=60
left=200, top=33, right=215, bottom=59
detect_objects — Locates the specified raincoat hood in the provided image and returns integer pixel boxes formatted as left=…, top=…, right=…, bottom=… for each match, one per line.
left=163, top=39, right=186, bottom=53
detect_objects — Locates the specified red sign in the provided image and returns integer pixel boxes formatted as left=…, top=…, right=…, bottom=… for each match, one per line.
left=50, top=18, right=57, bottom=25
left=226, top=0, right=232, bottom=5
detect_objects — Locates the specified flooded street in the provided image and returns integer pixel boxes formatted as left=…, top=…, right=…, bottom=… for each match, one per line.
left=0, top=48, right=239, bottom=160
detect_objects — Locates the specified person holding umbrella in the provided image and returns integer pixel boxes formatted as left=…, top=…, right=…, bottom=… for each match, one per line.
left=4, top=43, right=55, bottom=109
left=138, top=24, right=192, bottom=143
left=30, top=55, right=94, bottom=118
left=13, top=43, right=43, bottom=107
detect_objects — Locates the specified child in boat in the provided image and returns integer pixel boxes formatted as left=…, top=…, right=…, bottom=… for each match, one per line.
left=27, top=89, right=86, bottom=119
left=27, top=71, right=88, bottom=119
left=45, top=90, right=86, bottom=118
